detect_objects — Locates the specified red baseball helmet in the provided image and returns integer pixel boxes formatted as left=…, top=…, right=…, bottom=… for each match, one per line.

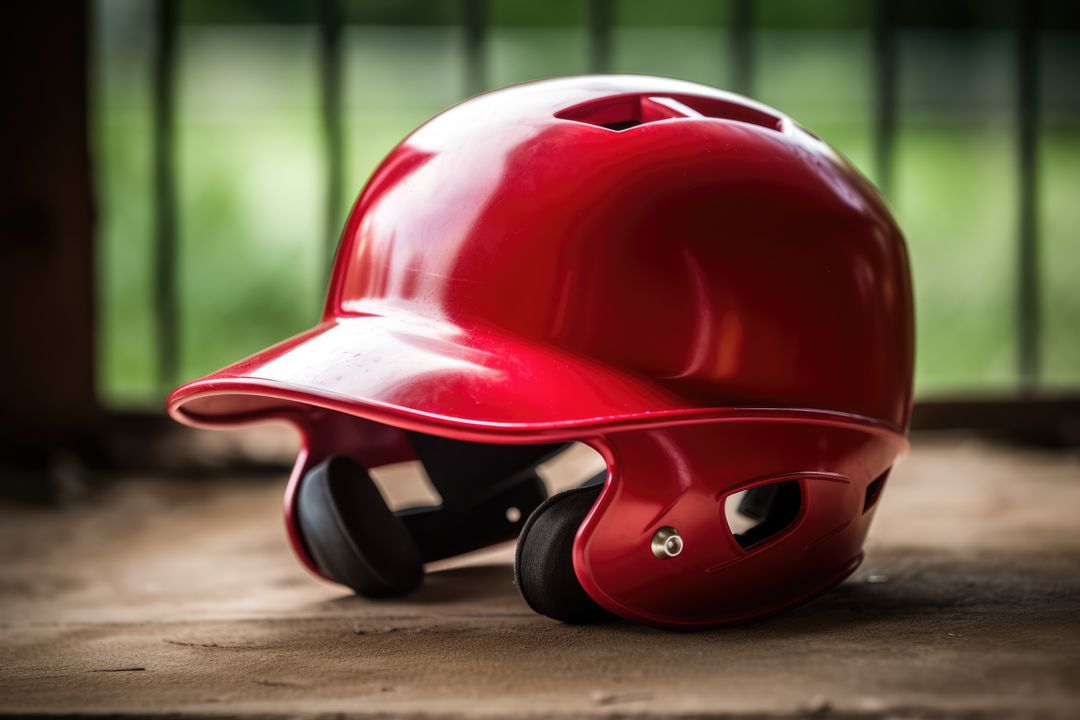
left=169, top=75, right=913, bottom=628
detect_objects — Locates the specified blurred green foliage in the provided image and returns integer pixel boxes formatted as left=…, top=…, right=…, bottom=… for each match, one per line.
left=93, top=0, right=1080, bottom=406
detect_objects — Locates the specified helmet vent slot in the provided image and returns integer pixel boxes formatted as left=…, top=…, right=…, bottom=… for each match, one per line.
left=724, top=479, right=802, bottom=550
left=556, top=93, right=783, bottom=133
left=863, top=469, right=890, bottom=513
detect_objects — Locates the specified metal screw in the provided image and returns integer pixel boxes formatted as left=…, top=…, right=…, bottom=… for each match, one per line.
left=651, top=526, right=683, bottom=559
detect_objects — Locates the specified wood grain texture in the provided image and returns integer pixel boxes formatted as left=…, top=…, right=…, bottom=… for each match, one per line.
left=1, top=436, right=1078, bottom=718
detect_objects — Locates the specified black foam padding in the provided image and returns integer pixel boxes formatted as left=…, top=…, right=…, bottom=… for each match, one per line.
left=735, top=480, right=802, bottom=549
left=514, top=485, right=609, bottom=623
left=737, top=483, right=779, bottom=521
left=863, top=469, right=890, bottom=512
left=408, top=433, right=564, bottom=512
left=397, top=471, right=548, bottom=562
left=296, top=456, right=423, bottom=597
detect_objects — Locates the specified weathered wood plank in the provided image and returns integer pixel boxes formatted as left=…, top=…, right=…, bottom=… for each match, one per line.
left=2, top=437, right=1078, bottom=718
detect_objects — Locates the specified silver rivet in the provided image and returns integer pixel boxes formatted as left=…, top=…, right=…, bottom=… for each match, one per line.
left=651, top=526, right=683, bottom=559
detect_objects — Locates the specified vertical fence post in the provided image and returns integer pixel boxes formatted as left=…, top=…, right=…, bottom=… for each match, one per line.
left=872, top=0, right=897, bottom=198
left=317, top=0, right=344, bottom=276
left=463, top=0, right=488, bottom=95
left=1017, top=0, right=1041, bottom=390
left=729, top=0, right=753, bottom=95
left=588, top=0, right=614, bottom=74
left=152, top=0, right=178, bottom=391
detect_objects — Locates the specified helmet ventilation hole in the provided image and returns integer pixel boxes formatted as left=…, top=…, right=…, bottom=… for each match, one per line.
left=724, top=480, right=802, bottom=550
left=556, top=93, right=783, bottom=133
left=602, top=119, right=643, bottom=131
left=863, top=469, right=890, bottom=513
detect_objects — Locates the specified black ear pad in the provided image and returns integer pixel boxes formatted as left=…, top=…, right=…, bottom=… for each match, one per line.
left=733, top=479, right=802, bottom=549
left=737, top=483, right=779, bottom=521
left=408, top=432, right=564, bottom=511
left=296, top=455, right=423, bottom=597
left=514, top=485, right=609, bottom=623
left=398, top=470, right=548, bottom=562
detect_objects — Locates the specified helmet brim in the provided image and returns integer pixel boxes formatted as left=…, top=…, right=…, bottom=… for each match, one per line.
left=168, top=311, right=700, bottom=442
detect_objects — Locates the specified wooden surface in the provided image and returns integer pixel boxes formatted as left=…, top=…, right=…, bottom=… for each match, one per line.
left=1, top=434, right=1078, bottom=718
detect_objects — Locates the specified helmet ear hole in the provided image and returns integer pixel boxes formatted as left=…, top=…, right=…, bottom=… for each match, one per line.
left=296, top=455, right=423, bottom=597
left=725, top=480, right=802, bottom=550
left=514, top=485, right=609, bottom=623
left=863, top=469, right=890, bottom=513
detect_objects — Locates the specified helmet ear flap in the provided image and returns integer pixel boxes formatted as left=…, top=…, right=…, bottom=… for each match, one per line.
left=295, top=455, right=424, bottom=597
left=514, top=485, right=609, bottom=623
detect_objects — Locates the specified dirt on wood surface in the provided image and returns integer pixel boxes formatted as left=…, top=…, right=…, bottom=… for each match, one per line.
left=1, top=433, right=1078, bottom=719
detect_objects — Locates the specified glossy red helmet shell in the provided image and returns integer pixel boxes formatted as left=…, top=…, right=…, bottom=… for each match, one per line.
left=170, top=75, right=914, bottom=627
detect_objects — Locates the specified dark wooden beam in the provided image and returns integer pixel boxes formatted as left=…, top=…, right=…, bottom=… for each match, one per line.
left=1016, top=0, right=1041, bottom=390
left=317, top=0, right=345, bottom=274
left=912, top=396, right=1080, bottom=446
left=0, top=1, right=98, bottom=446
left=152, top=0, right=179, bottom=392
left=729, top=0, right=753, bottom=95
left=872, top=0, right=898, bottom=197
left=588, top=0, right=614, bottom=74
left=463, top=0, right=488, bottom=95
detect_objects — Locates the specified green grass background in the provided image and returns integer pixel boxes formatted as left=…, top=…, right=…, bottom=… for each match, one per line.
left=93, top=12, right=1080, bottom=407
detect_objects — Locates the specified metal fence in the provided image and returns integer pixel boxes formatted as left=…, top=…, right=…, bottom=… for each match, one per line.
left=146, top=0, right=1047, bottom=395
